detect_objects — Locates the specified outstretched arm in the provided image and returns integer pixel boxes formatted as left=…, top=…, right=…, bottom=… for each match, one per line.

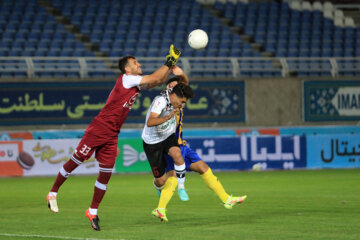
left=140, top=66, right=172, bottom=90
left=140, top=45, right=181, bottom=89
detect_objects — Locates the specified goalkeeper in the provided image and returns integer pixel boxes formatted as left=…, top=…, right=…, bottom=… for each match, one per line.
left=152, top=67, right=247, bottom=222
left=46, top=45, right=181, bottom=231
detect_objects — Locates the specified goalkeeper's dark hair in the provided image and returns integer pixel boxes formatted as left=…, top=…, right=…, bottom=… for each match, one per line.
left=171, top=83, right=194, bottom=99
left=166, top=77, right=181, bottom=85
left=118, top=55, right=135, bottom=74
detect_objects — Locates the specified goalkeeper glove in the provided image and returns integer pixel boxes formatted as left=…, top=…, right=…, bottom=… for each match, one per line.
left=164, top=44, right=181, bottom=68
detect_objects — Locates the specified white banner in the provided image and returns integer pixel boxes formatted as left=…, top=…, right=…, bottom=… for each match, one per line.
left=331, top=87, right=360, bottom=116
left=22, top=139, right=98, bottom=176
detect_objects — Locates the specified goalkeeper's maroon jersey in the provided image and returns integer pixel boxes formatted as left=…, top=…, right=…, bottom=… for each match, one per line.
left=87, top=74, right=142, bottom=137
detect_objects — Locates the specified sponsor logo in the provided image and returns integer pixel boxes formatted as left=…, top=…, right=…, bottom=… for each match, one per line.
left=194, top=136, right=303, bottom=170
left=123, top=93, right=139, bottom=109
left=123, top=144, right=147, bottom=167
left=160, top=118, right=175, bottom=130
left=331, top=87, right=360, bottom=116
left=0, top=143, right=19, bottom=162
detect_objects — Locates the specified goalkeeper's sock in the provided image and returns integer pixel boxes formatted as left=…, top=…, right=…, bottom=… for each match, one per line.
left=201, top=168, right=229, bottom=203
left=158, top=176, right=177, bottom=209
left=89, top=208, right=97, bottom=215
left=90, top=167, right=112, bottom=209
left=49, top=192, right=57, bottom=197
left=50, top=154, right=83, bottom=192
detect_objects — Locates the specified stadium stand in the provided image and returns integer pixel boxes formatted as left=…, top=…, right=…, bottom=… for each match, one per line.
left=0, top=0, right=95, bottom=78
left=0, top=0, right=359, bottom=78
left=212, top=0, right=360, bottom=76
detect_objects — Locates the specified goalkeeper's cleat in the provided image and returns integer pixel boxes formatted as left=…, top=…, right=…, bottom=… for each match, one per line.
left=224, top=195, right=247, bottom=210
left=152, top=208, right=168, bottom=222
left=85, top=209, right=100, bottom=231
left=46, top=193, right=59, bottom=213
left=178, top=188, right=189, bottom=201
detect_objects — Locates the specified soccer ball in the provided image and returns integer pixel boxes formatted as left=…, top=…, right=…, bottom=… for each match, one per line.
left=188, top=29, right=208, bottom=50
left=252, top=163, right=261, bottom=172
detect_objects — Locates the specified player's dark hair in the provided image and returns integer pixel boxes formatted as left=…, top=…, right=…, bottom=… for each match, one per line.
left=171, top=83, right=194, bottom=99
left=118, top=55, right=135, bottom=74
left=166, top=77, right=181, bottom=85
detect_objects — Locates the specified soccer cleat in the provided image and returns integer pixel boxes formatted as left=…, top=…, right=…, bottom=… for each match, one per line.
left=46, top=193, right=59, bottom=213
left=85, top=209, right=100, bottom=231
left=152, top=208, right=168, bottom=222
left=178, top=188, right=189, bottom=201
left=224, top=195, right=247, bottom=210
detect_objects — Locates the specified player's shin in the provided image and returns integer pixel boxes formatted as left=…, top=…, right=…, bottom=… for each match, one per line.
left=90, top=167, right=113, bottom=210
left=50, top=154, right=83, bottom=192
left=201, top=168, right=229, bottom=203
left=47, top=154, right=84, bottom=213
left=158, top=176, right=178, bottom=209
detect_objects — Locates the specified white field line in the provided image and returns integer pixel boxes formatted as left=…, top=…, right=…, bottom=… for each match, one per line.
left=0, top=233, right=125, bottom=240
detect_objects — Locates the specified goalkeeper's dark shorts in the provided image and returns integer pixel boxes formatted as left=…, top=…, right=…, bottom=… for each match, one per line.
left=143, top=134, right=179, bottom=178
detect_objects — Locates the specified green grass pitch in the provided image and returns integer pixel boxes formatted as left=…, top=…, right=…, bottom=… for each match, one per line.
left=1, top=169, right=359, bottom=240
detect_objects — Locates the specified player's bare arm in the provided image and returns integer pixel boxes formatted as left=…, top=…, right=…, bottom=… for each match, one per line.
left=140, top=66, right=172, bottom=90
left=140, top=45, right=181, bottom=89
left=172, top=66, right=189, bottom=86
left=146, top=109, right=179, bottom=127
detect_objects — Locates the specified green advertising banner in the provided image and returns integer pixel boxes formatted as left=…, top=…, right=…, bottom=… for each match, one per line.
left=115, top=138, right=150, bottom=173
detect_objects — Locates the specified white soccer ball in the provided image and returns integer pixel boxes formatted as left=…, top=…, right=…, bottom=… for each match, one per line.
left=188, top=29, right=208, bottom=50
left=252, top=163, right=261, bottom=172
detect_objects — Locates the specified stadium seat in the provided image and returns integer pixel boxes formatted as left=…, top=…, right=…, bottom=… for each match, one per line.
left=0, top=0, right=358, bottom=78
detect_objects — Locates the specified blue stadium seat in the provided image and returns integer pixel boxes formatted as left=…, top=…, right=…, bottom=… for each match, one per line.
left=1, top=72, right=14, bottom=77
left=14, top=72, right=27, bottom=78
left=0, top=0, right=358, bottom=78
